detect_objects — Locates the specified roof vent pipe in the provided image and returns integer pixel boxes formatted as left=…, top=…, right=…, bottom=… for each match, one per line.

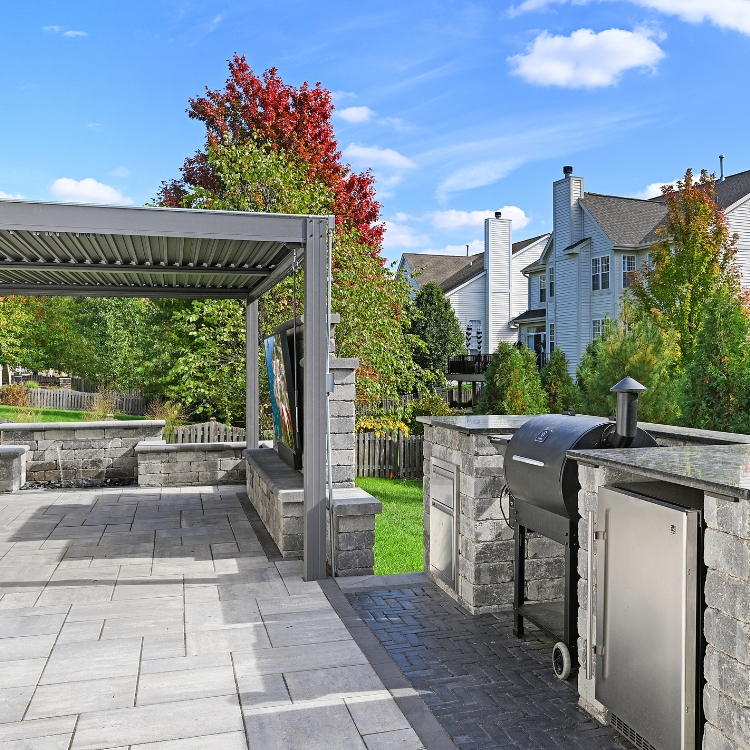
left=563, top=166, right=573, bottom=178
left=494, top=211, right=502, bottom=219
left=607, top=376, right=647, bottom=448
left=719, top=155, right=725, bottom=183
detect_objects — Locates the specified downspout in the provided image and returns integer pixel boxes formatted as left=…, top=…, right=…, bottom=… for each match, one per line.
left=326, top=216, right=336, bottom=576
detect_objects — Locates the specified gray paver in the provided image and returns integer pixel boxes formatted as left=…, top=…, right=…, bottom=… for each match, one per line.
left=364, top=728, right=425, bottom=750
left=25, top=675, right=137, bottom=719
left=136, top=666, right=236, bottom=705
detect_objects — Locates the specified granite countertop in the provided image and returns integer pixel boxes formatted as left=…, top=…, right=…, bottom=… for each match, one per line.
left=416, top=415, right=534, bottom=434
left=568, top=444, right=750, bottom=501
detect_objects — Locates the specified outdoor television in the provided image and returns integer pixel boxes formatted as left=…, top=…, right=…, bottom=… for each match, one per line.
left=264, top=331, right=303, bottom=469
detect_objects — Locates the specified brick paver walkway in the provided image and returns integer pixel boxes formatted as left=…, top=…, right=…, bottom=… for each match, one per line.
left=0, top=485, right=422, bottom=749
left=346, top=584, right=634, bottom=750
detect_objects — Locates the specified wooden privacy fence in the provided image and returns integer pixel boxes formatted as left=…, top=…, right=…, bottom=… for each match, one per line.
left=356, top=430, right=424, bottom=479
left=26, top=388, right=147, bottom=415
left=174, top=418, right=246, bottom=444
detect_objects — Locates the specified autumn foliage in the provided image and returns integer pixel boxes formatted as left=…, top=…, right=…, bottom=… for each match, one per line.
left=158, top=55, right=383, bottom=247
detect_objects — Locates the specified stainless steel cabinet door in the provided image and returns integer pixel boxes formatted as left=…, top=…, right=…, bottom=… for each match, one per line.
left=430, top=460, right=458, bottom=588
left=595, top=486, right=698, bottom=750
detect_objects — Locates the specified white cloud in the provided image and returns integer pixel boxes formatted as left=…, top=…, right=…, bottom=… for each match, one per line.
left=509, top=0, right=750, bottom=35
left=110, top=167, right=130, bottom=177
left=380, top=117, right=416, bottom=133
left=437, top=158, right=525, bottom=200
left=430, top=207, right=530, bottom=231
left=50, top=178, right=133, bottom=206
left=331, top=91, right=356, bottom=103
left=632, top=179, right=678, bottom=199
left=337, top=106, right=376, bottom=124
left=382, top=221, right=431, bottom=249
left=207, top=14, right=222, bottom=32
left=0, top=191, right=23, bottom=200
left=343, top=144, right=417, bottom=170
left=42, top=25, right=62, bottom=32
left=87, top=123, right=101, bottom=129
left=509, top=27, right=665, bottom=88
left=417, top=239, right=485, bottom=256
left=63, top=30, right=87, bottom=37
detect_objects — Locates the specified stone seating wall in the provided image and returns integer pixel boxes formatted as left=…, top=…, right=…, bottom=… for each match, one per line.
left=0, top=445, right=28, bottom=492
left=135, top=442, right=246, bottom=487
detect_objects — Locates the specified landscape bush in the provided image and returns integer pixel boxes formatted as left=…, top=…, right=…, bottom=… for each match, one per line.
left=0, top=384, right=29, bottom=407
left=475, top=343, right=546, bottom=415
left=355, top=415, right=410, bottom=436
left=145, top=399, right=188, bottom=442
left=83, top=387, right=119, bottom=422
left=540, top=349, right=579, bottom=413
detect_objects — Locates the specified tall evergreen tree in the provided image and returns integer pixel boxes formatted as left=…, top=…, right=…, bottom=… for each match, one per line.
left=540, top=348, right=579, bottom=413
left=475, top=343, right=547, bottom=415
left=408, top=282, right=465, bottom=384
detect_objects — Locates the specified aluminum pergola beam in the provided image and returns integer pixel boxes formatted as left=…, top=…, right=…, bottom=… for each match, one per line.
left=0, top=285, right=251, bottom=299
left=0, top=261, right=270, bottom=276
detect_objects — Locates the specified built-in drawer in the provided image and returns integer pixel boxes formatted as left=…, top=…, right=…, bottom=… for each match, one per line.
left=430, top=458, right=459, bottom=589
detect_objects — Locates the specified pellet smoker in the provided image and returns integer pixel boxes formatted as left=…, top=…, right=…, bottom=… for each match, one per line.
left=494, top=378, right=657, bottom=680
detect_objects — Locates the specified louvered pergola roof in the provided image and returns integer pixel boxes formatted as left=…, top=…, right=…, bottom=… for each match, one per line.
left=0, top=199, right=325, bottom=299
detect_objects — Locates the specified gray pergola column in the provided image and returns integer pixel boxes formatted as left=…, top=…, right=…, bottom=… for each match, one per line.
left=303, top=217, right=328, bottom=581
left=245, top=298, right=259, bottom=450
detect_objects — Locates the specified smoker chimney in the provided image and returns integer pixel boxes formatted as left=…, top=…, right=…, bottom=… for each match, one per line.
left=719, top=155, right=725, bottom=183
left=563, top=166, right=573, bottom=178
left=608, top=376, right=647, bottom=448
left=494, top=211, right=502, bottom=219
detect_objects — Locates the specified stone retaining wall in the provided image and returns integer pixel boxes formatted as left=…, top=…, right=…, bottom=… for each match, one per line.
left=0, top=446, right=28, bottom=492
left=0, top=420, right=164, bottom=483
left=136, top=442, right=246, bottom=487
left=326, top=488, right=382, bottom=576
left=422, top=422, right=565, bottom=614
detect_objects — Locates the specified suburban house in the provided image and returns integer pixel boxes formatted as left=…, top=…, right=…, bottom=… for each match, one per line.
left=517, top=164, right=750, bottom=372
left=398, top=217, right=549, bottom=357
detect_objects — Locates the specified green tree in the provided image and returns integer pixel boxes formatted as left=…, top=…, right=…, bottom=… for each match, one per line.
left=475, top=343, right=547, bottom=415
left=540, top=348, right=579, bottom=413
left=407, top=282, right=465, bottom=384
left=632, top=168, right=739, bottom=364
left=577, top=310, right=681, bottom=424
left=682, top=287, right=750, bottom=433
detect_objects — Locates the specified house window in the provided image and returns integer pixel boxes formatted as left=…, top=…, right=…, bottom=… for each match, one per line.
left=592, top=318, right=604, bottom=339
left=623, top=255, right=636, bottom=288
left=549, top=323, right=555, bottom=353
left=539, top=274, right=546, bottom=303
left=549, top=267, right=554, bottom=298
left=592, top=256, right=610, bottom=291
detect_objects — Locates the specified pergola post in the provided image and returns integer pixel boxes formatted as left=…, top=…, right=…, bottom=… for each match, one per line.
left=245, top=299, right=259, bottom=450
left=303, top=217, right=328, bottom=581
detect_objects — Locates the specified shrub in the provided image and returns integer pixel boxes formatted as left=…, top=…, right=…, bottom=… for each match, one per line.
left=403, top=392, right=457, bottom=435
left=83, top=387, right=118, bottom=422
left=540, top=349, right=579, bottom=413
left=145, top=399, right=187, bottom=441
left=355, top=415, right=410, bottom=436
left=682, top=287, right=750, bottom=433
left=577, top=315, right=681, bottom=424
left=0, top=384, right=29, bottom=407
left=24, top=380, right=40, bottom=389
left=475, top=343, right=547, bottom=415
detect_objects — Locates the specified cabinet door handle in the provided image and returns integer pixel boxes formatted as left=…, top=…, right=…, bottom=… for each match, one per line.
left=586, top=510, right=594, bottom=680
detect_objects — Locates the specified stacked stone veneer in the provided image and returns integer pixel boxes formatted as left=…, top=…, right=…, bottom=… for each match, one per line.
left=326, top=488, right=382, bottom=576
left=327, top=357, right=357, bottom=488
left=702, top=492, right=750, bottom=750
left=245, top=447, right=380, bottom=573
left=136, top=442, right=246, bottom=487
left=0, top=420, right=164, bottom=483
left=423, top=422, right=565, bottom=615
left=0, top=446, right=28, bottom=492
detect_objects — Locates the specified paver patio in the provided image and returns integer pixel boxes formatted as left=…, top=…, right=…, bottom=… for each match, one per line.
left=0, top=484, right=425, bottom=750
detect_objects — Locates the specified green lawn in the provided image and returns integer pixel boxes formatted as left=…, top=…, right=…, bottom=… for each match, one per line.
left=0, top=406, right=144, bottom=423
left=356, top=476, right=424, bottom=576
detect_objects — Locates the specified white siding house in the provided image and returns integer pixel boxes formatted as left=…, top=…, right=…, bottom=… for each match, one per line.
left=398, top=221, right=549, bottom=356
left=513, top=165, right=750, bottom=374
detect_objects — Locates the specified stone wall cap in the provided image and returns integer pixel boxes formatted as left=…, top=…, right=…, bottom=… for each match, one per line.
left=330, top=356, right=359, bottom=369
left=0, top=445, right=30, bottom=457
left=244, top=448, right=304, bottom=495
left=0, top=419, right=166, bottom=431
left=328, top=487, right=382, bottom=515
left=136, top=441, right=246, bottom=453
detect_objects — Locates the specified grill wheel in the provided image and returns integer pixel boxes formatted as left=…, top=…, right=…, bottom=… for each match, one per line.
left=552, top=642, right=572, bottom=680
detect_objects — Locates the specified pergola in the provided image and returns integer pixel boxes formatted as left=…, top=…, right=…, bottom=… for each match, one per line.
left=0, top=198, right=331, bottom=581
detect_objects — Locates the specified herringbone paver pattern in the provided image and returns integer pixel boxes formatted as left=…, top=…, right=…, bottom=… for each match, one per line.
left=347, top=585, right=634, bottom=750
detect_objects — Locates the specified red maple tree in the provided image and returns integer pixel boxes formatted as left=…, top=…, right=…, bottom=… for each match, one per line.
left=158, top=55, right=383, bottom=247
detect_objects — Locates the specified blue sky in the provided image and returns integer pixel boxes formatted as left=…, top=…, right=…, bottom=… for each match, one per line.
left=1, top=1, right=749, bottom=264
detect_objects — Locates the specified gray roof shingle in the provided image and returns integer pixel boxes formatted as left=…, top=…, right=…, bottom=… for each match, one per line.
left=580, top=193, right=668, bottom=246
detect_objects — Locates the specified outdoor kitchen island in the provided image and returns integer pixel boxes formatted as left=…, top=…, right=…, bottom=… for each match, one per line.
left=570, top=443, right=750, bottom=750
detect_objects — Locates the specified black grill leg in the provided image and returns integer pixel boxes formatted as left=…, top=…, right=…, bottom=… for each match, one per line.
left=513, top=523, right=526, bottom=637
left=564, top=526, right=579, bottom=668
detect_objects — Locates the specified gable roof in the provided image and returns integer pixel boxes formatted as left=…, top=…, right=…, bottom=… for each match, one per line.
left=579, top=193, right=668, bottom=246
left=401, top=234, right=550, bottom=293
left=648, top=169, right=750, bottom=211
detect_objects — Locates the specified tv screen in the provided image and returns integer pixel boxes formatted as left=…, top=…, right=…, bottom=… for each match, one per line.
left=264, top=335, right=296, bottom=450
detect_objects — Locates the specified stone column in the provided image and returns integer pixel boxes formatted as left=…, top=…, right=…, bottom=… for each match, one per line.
left=702, top=492, right=750, bottom=750
left=329, top=356, right=358, bottom=489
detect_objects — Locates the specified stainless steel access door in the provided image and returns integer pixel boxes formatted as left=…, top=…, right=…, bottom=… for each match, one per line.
left=429, top=459, right=459, bottom=589
left=595, top=486, right=699, bottom=750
